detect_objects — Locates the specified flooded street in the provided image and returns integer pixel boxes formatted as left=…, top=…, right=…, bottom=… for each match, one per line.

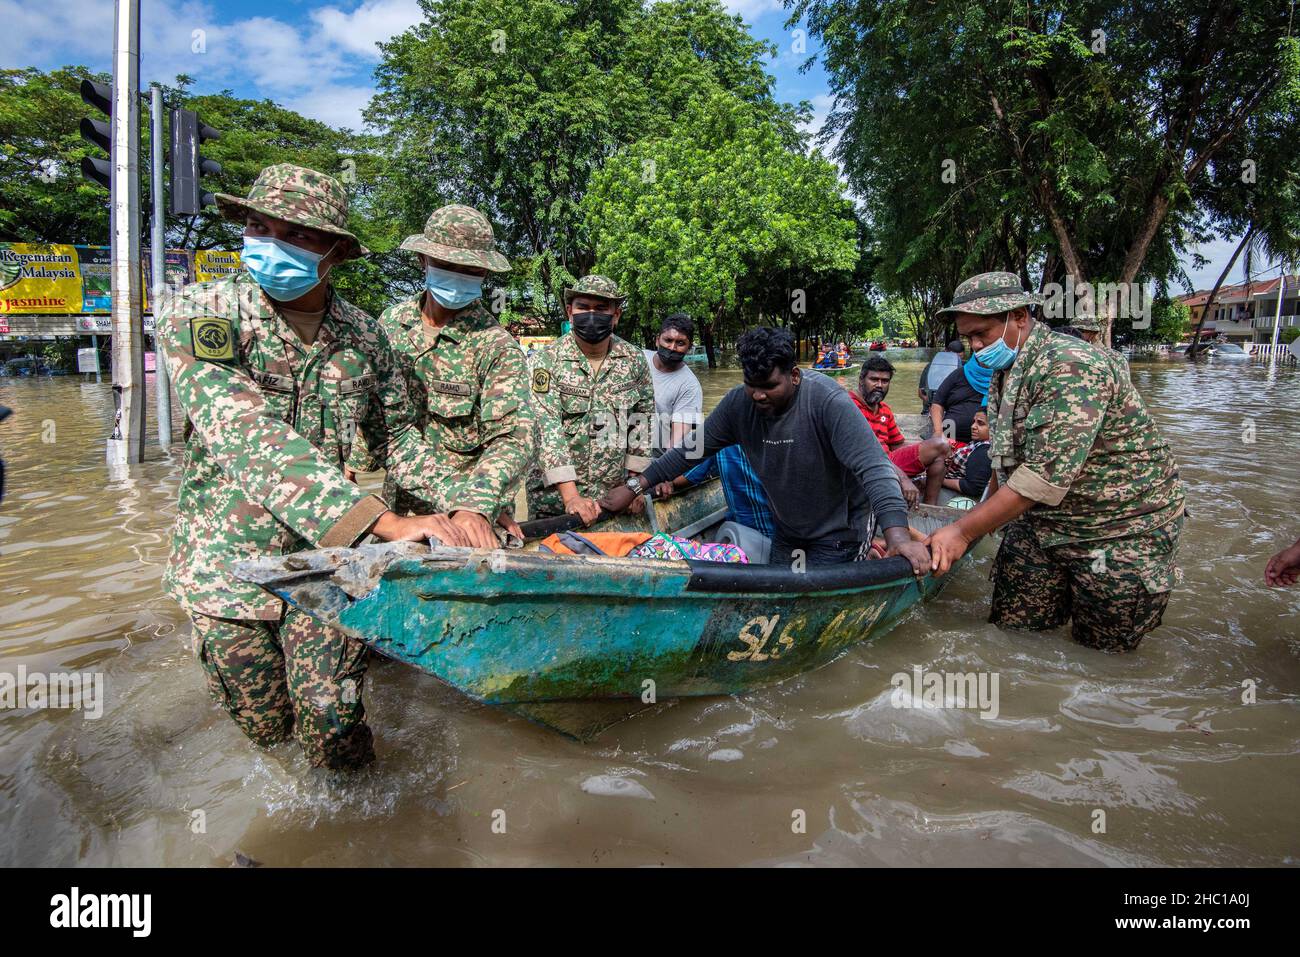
left=1, top=356, right=1298, bottom=866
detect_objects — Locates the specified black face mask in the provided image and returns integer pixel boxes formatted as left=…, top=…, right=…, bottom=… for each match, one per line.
left=571, top=311, right=614, bottom=343
left=656, top=345, right=686, bottom=366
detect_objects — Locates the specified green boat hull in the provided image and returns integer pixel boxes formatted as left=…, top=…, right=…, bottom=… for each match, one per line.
left=237, top=494, right=969, bottom=736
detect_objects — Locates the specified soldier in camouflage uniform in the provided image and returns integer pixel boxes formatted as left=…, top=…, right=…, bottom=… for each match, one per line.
left=1071, top=315, right=1129, bottom=365
left=925, top=272, right=1186, bottom=651
left=157, top=164, right=467, bottom=770
left=1072, top=315, right=1103, bottom=343
left=379, top=205, right=533, bottom=548
left=526, top=275, right=656, bottom=521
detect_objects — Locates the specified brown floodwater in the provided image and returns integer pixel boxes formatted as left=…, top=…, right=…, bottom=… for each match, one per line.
left=1, top=354, right=1298, bottom=866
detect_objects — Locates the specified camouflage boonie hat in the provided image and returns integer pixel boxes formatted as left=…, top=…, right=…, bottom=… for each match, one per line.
left=215, top=163, right=367, bottom=260
left=563, top=274, right=625, bottom=305
left=937, top=271, right=1042, bottom=315
left=400, top=204, right=510, bottom=272
left=1072, top=316, right=1102, bottom=332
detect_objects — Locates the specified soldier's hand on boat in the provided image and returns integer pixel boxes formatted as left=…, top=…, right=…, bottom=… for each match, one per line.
left=1264, top=539, right=1300, bottom=587
left=451, top=510, right=499, bottom=549
left=371, top=510, right=472, bottom=547
left=653, top=481, right=676, bottom=499
left=924, top=523, right=971, bottom=576
left=495, top=509, right=524, bottom=541
left=564, top=494, right=604, bottom=525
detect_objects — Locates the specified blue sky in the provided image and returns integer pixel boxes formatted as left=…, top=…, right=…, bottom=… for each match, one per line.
left=4, top=0, right=1261, bottom=289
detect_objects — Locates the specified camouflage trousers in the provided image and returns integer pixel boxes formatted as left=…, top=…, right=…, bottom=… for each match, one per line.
left=989, top=516, right=1183, bottom=652
left=191, top=609, right=374, bottom=770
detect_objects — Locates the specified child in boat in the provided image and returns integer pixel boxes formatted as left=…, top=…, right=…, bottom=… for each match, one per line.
left=939, top=408, right=992, bottom=501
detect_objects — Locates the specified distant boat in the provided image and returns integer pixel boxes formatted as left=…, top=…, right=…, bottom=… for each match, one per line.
left=238, top=485, right=974, bottom=739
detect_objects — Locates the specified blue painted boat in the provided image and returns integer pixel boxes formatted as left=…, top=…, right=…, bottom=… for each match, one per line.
left=237, top=487, right=971, bottom=738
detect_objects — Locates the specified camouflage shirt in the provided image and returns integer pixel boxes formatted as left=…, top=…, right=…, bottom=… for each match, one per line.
left=526, top=332, right=655, bottom=516
left=157, top=271, right=424, bottom=620
left=987, top=322, right=1185, bottom=547
left=377, top=294, right=533, bottom=517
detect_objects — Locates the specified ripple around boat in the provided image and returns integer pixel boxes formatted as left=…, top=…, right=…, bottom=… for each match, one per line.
left=237, top=484, right=973, bottom=739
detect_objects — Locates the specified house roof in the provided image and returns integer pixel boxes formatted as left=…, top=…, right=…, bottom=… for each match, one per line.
left=1175, top=274, right=1298, bottom=306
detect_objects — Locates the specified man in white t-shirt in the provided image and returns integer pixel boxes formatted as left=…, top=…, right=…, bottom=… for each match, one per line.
left=644, top=312, right=703, bottom=454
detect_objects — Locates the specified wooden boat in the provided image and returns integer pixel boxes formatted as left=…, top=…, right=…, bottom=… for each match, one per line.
left=236, top=484, right=971, bottom=738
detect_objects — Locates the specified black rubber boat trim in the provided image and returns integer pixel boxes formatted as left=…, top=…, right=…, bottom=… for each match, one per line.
left=683, top=555, right=918, bottom=593
left=519, top=509, right=615, bottom=540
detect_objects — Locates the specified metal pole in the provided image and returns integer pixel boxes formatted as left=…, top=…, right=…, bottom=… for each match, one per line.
left=91, top=333, right=101, bottom=383
left=107, top=0, right=144, bottom=468
left=150, top=84, right=171, bottom=450
left=1269, top=270, right=1286, bottom=360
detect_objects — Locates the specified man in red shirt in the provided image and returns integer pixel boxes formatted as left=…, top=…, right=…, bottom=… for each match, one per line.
left=851, top=356, right=953, bottom=504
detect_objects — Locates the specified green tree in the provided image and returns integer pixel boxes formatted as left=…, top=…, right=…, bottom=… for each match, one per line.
left=581, top=92, right=858, bottom=364
left=0, top=65, right=116, bottom=244
left=0, top=67, right=392, bottom=316
left=367, top=0, right=797, bottom=316
left=793, top=0, right=1299, bottom=340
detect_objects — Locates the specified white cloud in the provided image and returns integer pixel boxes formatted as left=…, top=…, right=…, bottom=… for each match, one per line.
left=721, top=0, right=784, bottom=22
left=1179, top=233, right=1285, bottom=293
left=0, top=0, right=117, bottom=69
left=313, top=0, right=423, bottom=59
left=3, top=0, right=428, bottom=130
left=285, top=84, right=376, bottom=131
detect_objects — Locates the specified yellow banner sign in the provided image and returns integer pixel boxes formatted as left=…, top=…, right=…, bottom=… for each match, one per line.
left=0, top=244, right=85, bottom=315
left=0, top=244, right=244, bottom=316
left=193, top=249, right=243, bottom=283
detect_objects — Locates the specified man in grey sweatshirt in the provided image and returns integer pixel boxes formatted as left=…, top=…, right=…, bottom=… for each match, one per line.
left=600, top=327, right=930, bottom=572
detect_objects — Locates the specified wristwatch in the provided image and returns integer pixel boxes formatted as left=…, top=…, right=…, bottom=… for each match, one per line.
left=625, top=475, right=647, bottom=495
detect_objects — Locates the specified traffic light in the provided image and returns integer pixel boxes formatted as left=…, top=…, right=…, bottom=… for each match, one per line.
left=79, top=79, right=113, bottom=190
left=169, top=108, right=221, bottom=215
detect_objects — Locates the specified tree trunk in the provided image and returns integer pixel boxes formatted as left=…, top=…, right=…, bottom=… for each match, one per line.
left=1187, top=225, right=1254, bottom=358
left=703, top=305, right=722, bottom=369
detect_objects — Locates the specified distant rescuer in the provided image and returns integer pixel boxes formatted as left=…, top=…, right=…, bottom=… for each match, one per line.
left=925, top=272, right=1187, bottom=652
left=157, top=163, right=467, bottom=770
left=526, top=275, right=655, bottom=523
left=378, top=205, right=533, bottom=548
left=600, top=327, right=930, bottom=573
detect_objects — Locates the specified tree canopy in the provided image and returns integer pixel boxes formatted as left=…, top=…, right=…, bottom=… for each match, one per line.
left=792, top=0, right=1300, bottom=340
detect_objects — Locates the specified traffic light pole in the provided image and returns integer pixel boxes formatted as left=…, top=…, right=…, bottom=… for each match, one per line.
left=150, top=84, right=171, bottom=450
left=106, top=0, right=146, bottom=469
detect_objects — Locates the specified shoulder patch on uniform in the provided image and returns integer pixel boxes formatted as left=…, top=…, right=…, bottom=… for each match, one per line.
left=191, top=317, right=235, bottom=362
left=532, top=368, right=550, bottom=393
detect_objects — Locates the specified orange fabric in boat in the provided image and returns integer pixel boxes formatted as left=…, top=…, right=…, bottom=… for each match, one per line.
left=538, top=531, right=653, bottom=556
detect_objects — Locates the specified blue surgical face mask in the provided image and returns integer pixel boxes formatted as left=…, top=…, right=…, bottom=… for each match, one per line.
left=974, top=314, right=1023, bottom=371
left=424, top=264, right=484, bottom=310
left=241, top=235, right=330, bottom=301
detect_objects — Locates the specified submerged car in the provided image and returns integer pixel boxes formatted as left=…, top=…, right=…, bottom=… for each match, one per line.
left=1206, top=342, right=1250, bottom=361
